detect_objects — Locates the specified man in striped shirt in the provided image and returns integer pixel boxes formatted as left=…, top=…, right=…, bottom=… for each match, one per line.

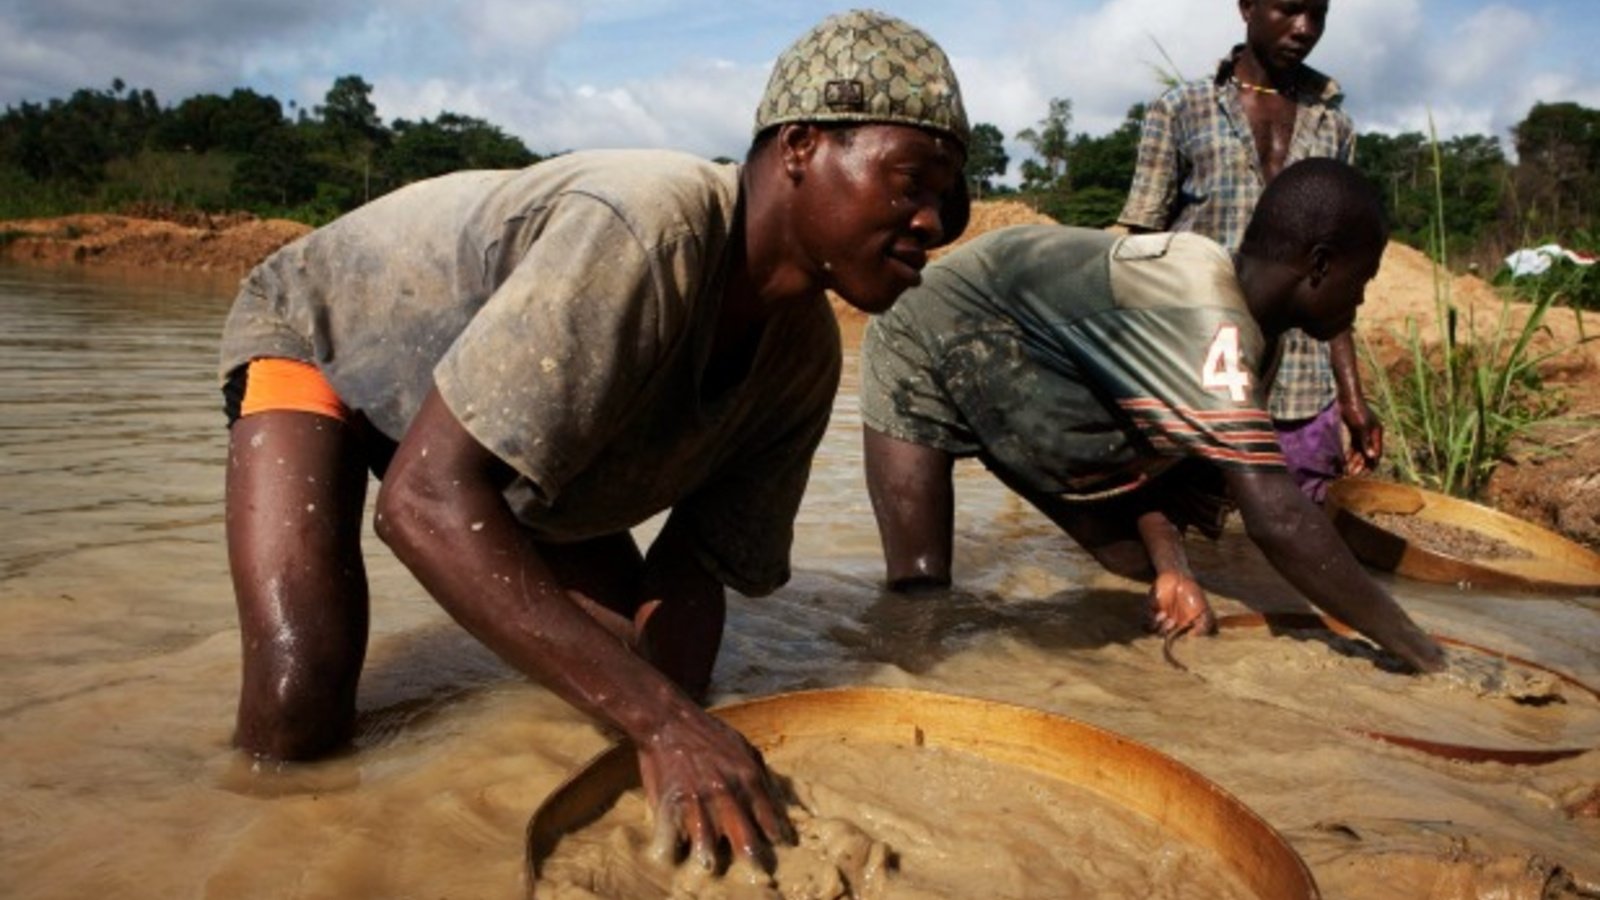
left=1117, top=0, right=1378, bottom=505
left=859, top=159, right=1443, bottom=673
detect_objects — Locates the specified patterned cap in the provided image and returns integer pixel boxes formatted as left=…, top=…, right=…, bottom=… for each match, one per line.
left=753, top=9, right=969, bottom=148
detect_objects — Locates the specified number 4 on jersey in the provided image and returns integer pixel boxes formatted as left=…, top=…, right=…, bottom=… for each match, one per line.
left=1200, top=325, right=1252, bottom=402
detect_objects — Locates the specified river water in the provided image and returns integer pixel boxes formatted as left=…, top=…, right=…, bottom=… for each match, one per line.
left=1, top=263, right=1596, bottom=899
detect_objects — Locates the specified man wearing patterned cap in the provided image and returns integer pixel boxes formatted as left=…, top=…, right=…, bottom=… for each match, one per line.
left=217, top=8, right=966, bottom=867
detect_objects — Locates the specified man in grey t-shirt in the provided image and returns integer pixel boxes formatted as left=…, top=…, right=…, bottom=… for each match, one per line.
left=220, top=10, right=969, bottom=867
left=861, top=160, right=1443, bottom=675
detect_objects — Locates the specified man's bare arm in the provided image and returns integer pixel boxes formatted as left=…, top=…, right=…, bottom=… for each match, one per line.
left=376, top=388, right=790, bottom=867
left=1329, top=327, right=1382, bottom=473
left=1223, top=465, right=1443, bottom=672
left=864, top=426, right=956, bottom=591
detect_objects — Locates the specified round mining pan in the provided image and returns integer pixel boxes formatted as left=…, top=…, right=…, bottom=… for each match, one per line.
left=525, top=687, right=1319, bottom=899
left=1325, top=478, right=1600, bottom=593
left=1195, top=612, right=1600, bottom=765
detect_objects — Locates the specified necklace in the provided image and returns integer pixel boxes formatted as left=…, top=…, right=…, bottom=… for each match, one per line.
left=1231, top=76, right=1281, bottom=95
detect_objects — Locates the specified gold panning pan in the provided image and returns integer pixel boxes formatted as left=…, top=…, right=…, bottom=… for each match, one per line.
left=526, top=687, right=1318, bottom=899
left=1326, top=478, right=1600, bottom=593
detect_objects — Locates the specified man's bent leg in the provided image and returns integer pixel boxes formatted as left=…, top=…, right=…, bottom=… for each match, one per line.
left=537, top=532, right=645, bottom=648
left=636, top=521, right=727, bottom=702
left=988, top=467, right=1152, bottom=579
left=226, top=410, right=370, bottom=760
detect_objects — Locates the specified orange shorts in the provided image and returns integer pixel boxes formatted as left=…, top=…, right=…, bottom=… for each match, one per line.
left=233, top=358, right=350, bottom=422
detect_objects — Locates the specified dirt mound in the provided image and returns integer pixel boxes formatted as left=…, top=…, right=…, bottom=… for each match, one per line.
left=949, top=199, right=1061, bottom=250
left=1364, top=241, right=1600, bottom=387
left=1360, top=241, right=1600, bottom=548
left=0, top=213, right=310, bottom=276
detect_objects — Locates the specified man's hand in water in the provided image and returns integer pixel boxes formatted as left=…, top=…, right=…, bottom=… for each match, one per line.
left=640, top=709, right=796, bottom=872
left=1145, top=571, right=1216, bottom=638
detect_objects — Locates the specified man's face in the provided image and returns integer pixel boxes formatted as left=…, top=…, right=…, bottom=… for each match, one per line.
left=1241, top=0, right=1328, bottom=71
left=793, top=124, right=966, bottom=314
left=1294, top=245, right=1380, bottom=341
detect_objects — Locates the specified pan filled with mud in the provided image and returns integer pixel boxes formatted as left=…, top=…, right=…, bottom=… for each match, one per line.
left=525, top=687, right=1318, bottom=899
left=1325, top=478, right=1600, bottom=592
left=1165, top=613, right=1600, bottom=765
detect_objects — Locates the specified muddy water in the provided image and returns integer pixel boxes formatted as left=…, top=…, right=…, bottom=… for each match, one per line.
left=1, top=264, right=1597, bottom=900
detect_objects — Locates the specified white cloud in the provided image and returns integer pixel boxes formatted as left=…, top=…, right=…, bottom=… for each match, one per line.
left=0, top=0, right=1595, bottom=168
left=1427, top=4, right=1540, bottom=93
left=456, top=0, right=583, bottom=60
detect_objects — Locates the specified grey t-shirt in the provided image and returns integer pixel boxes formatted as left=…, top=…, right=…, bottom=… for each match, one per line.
left=219, top=149, right=841, bottom=594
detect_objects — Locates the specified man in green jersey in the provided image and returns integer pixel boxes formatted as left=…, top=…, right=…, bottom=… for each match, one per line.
left=861, top=159, right=1443, bottom=674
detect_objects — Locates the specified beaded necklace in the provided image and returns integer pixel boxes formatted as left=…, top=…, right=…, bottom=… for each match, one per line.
left=1230, top=76, right=1281, bottom=95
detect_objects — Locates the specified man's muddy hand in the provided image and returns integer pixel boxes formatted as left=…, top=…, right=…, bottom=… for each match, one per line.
left=639, top=709, right=796, bottom=872
left=1145, top=571, right=1216, bottom=638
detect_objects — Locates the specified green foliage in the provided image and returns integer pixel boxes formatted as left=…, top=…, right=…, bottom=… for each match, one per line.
left=2, top=72, right=1597, bottom=274
left=1015, top=97, right=1073, bottom=191
left=1068, top=104, right=1143, bottom=194
left=1362, top=126, right=1594, bottom=499
left=1052, top=186, right=1128, bottom=228
left=1511, top=102, right=1600, bottom=242
left=0, top=163, right=92, bottom=217
left=101, top=150, right=237, bottom=210
left=229, top=125, right=324, bottom=211
left=1356, top=130, right=1509, bottom=267
left=385, top=113, right=538, bottom=185
left=152, top=89, right=284, bottom=154
left=318, top=75, right=385, bottom=152
left=964, top=122, right=1009, bottom=198
left=0, top=74, right=544, bottom=225
left=1012, top=104, right=1144, bottom=228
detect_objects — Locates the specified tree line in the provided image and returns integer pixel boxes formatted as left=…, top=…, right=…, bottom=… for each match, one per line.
left=0, top=76, right=539, bottom=223
left=4, top=76, right=1598, bottom=285
left=968, top=97, right=1600, bottom=285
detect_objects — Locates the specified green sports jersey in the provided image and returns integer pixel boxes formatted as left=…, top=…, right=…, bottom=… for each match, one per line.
left=860, top=224, right=1286, bottom=501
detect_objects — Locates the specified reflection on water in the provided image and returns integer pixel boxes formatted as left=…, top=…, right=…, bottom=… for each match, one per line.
left=1, top=263, right=1597, bottom=899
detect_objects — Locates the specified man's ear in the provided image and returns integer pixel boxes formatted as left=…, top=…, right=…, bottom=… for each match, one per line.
left=777, top=123, right=821, bottom=182
left=1307, top=243, right=1332, bottom=288
left=1238, top=0, right=1254, bottom=23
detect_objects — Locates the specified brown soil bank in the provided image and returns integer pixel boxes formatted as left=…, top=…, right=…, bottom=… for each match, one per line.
left=0, top=211, right=311, bottom=276
left=4, top=202, right=1598, bottom=550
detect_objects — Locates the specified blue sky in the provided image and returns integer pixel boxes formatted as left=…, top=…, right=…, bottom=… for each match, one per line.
left=4, top=0, right=1598, bottom=173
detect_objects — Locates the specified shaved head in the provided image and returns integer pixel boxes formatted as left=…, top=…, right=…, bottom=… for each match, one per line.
left=1240, top=158, right=1387, bottom=264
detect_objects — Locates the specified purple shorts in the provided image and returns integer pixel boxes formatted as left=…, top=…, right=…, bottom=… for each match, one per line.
left=1275, top=402, right=1344, bottom=504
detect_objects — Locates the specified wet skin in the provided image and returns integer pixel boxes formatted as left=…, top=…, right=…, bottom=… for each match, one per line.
left=780, top=125, right=965, bottom=315
left=227, top=410, right=370, bottom=760
left=227, top=120, right=968, bottom=871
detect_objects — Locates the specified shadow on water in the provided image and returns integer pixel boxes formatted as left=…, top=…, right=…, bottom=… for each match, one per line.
left=830, top=584, right=1152, bottom=675
left=353, top=620, right=519, bottom=750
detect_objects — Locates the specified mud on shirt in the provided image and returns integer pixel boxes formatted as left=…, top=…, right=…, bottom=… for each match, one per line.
left=219, top=149, right=840, bottom=595
left=860, top=225, right=1286, bottom=502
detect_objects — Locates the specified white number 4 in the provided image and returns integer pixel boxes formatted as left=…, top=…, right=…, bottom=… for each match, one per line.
left=1201, top=325, right=1252, bottom=402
